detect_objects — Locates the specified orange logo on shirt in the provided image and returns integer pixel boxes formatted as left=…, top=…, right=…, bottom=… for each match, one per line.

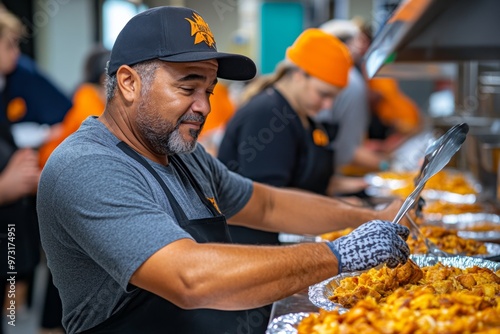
left=206, top=197, right=222, bottom=214
left=6, top=97, right=27, bottom=122
left=185, top=13, right=216, bottom=48
left=312, top=128, right=329, bottom=147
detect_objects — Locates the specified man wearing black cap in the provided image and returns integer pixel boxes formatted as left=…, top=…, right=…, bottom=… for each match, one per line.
left=37, top=6, right=410, bottom=334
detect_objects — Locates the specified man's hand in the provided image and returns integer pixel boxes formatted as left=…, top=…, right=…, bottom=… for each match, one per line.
left=327, top=219, right=410, bottom=273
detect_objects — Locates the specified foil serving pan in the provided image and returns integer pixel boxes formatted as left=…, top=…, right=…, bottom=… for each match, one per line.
left=412, top=242, right=500, bottom=260
left=364, top=186, right=479, bottom=204
left=266, top=313, right=310, bottom=334
left=426, top=213, right=500, bottom=242
left=267, top=255, right=500, bottom=334
left=363, top=173, right=411, bottom=189
left=465, top=242, right=500, bottom=259
left=459, top=231, right=500, bottom=243
left=308, top=255, right=500, bottom=311
left=364, top=170, right=481, bottom=204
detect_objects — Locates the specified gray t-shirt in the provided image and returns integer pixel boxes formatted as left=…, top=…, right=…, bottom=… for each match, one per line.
left=37, top=117, right=253, bottom=333
left=314, top=67, right=369, bottom=167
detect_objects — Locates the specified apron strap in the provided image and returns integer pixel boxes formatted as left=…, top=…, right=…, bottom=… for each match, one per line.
left=170, top=155, right=221, bottom=217
left=116, top=141, right=189, bottom=222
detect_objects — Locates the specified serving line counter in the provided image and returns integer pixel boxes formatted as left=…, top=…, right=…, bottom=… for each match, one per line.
left=269, top=289, right=317, bottom=322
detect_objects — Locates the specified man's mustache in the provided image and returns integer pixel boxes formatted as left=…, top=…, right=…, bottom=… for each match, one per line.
left=177, top=113, right=206, bottom=127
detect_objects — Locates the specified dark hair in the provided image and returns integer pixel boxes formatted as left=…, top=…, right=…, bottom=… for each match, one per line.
left=84, top=45, right=111, bottom=84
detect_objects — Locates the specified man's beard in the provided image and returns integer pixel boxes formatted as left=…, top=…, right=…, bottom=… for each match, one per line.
left=136, top=103, right=205, bottom=156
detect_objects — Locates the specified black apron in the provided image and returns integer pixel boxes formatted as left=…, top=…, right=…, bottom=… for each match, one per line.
left=229, top=118, right=338, bottom=246
left=80, top=142, right=268, bottom=334
left=292, top=118, right=336, bottom=194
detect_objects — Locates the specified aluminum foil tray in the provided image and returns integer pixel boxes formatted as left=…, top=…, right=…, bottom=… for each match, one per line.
left=364, top=170, right=481, bottom=204
left=469, top=242, right=500, bottom=259
left=412, top=243, right=500, bottom=260
left=422, top=189, right=478, bottom=204
left=268, top=256, right=500, bottom=333
left=266, top=312, right=311, bottom=334
left=308, top=255, right=500, bottom=311
left=426, top=213, right=500, bottom=242
left=364, top=173, right=410, bottom=189
left=365, top=186, right=480, bottom=204
left=267, top=256, right=500, bottom=334
left=459, top=231, right=500, bottom=243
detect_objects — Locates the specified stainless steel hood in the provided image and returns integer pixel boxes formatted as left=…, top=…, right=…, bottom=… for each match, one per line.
left=363, top=0, right=500, bottom=78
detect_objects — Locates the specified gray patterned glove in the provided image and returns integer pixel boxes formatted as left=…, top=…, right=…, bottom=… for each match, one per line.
left=327, top=219, right=410, bottom=273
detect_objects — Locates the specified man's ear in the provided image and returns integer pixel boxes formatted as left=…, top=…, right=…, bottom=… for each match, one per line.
left=116, top=65, right=141, bottom=103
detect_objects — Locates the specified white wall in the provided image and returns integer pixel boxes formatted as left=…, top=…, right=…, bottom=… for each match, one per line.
left=29, top=0, right=382, bottom=96
left=34, top=0, right=95, bottom=96
left=31, top=0, right=253, bottom=96
left=184, top=0, right=239, bottom=54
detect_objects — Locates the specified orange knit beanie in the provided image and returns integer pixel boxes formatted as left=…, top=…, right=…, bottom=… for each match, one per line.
left=286, top=28, right=352, bottom=88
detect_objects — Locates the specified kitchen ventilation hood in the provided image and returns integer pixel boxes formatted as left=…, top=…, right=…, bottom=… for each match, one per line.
left=363, top=0, right=500, bottom=78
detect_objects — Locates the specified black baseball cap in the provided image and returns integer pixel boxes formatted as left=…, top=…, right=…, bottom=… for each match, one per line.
left=107, top=6, right=256, bottom=81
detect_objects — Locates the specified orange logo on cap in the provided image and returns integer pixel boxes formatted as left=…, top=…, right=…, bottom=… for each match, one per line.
left=185, top=13, right=216, bottom=48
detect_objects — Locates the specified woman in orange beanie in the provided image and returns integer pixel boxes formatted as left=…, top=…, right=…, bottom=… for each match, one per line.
left=218, top=28, right=368, bottom=246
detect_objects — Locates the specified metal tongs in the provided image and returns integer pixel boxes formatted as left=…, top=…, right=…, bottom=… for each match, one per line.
left=392, top=123, right=469, bottom=257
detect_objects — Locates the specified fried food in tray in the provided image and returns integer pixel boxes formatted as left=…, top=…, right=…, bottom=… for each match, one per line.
left=298, top=261, right=500, bottom=334
left=366, top=169, right=479, bottom=200
left=298, top=287, right=500, bottom=334
left=429, top=213, right=500, bottom=243
left=320, top=223, right=488, bottom=254
left=328, top=260, right=500, bottom=308
left=422, top=200, right=485, bottom=215
left=463, top=222, right=500, bottom=232
left=424, top=169, right=478, bottom=195
left=328, top=260, right=424, bottom=308
left=407, top=225, right=488, bottom=256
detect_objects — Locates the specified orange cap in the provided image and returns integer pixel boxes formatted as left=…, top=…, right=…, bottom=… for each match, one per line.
left=286, top=28, right=352, bottom=88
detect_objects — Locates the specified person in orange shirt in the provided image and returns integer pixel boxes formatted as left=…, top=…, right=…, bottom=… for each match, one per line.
left=39, top=46, right=110, bottom=167
left=366, top=77, right=422, bottom=154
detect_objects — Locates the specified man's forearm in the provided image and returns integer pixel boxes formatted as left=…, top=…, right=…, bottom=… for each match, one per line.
left=131, top=239, right=338, bottom=310
left=230, top=183, right=378, bottom=235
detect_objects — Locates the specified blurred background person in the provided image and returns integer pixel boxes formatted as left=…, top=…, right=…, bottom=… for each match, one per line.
left=218, top=28, right=367, bottom=246
left=314, top=18, right=389, bottom=175
left=39, top=45, right=110, bottom=168
left=365, top=76, right=423, bottom=155
left=0, top=6, right=71, bottom=127
left=0, top=7, right=71, bottom=333
left=316, top=18, right=423, bottom=177
left=196, top=80, right=236, bottom=156
left=0, top=122, right=41, bottom=334
left=0, top=7, right=80, bottom=333
left=359, top=21, right=423, bottom=159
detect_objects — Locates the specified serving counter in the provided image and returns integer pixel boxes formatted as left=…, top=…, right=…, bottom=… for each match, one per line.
left=269, top=289, right=316, bottom=321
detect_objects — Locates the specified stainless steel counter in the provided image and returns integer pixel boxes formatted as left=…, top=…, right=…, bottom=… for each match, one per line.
left=269, top=289, right=317, bottom=324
